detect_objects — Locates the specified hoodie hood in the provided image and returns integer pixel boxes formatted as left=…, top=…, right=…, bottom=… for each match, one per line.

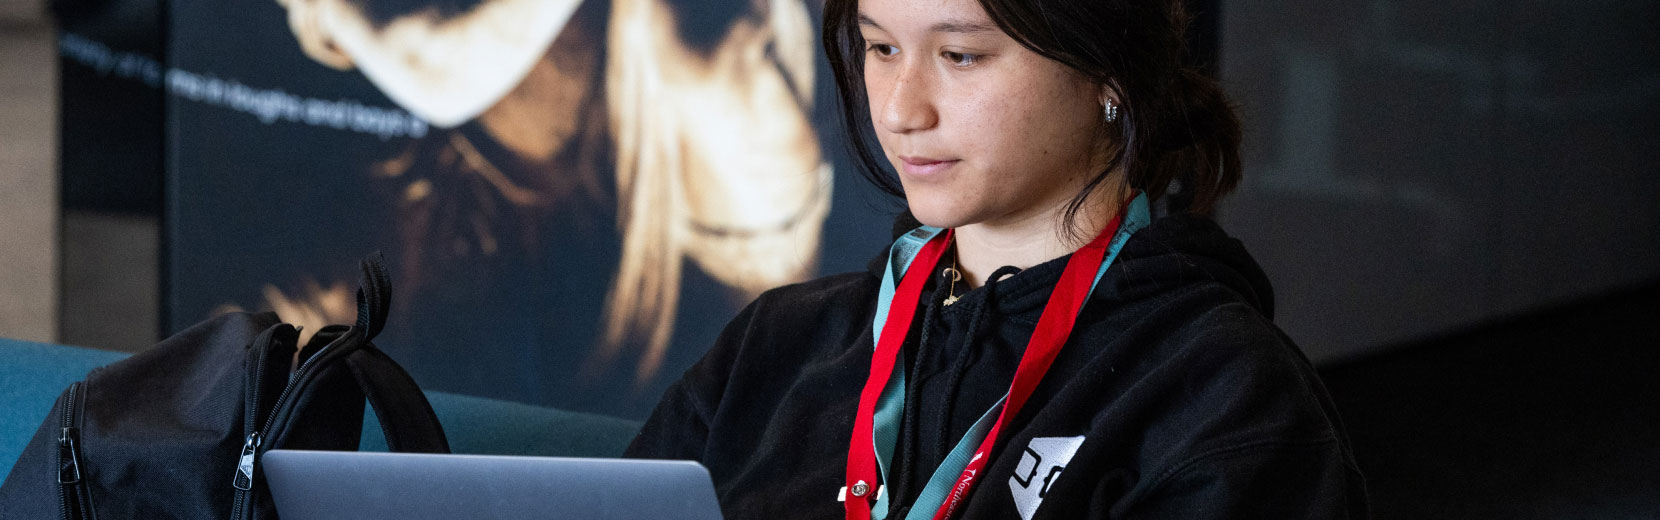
left=868, top=213, right=1277, bottom=321
left=1109, top=214, right=1277, bottom=320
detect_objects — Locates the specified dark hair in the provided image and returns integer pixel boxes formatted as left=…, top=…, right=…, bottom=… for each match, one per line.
left=822, top=0, right=1242, bottom=218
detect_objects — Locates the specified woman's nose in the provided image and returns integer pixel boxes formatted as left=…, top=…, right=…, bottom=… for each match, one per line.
left=877, top=64, right=938, bottom=135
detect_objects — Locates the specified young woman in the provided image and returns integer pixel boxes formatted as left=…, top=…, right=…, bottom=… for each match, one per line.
left=626, top=0, right=1368, bottom=517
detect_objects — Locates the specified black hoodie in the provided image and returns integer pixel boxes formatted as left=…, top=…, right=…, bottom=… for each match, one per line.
left=626, top=215, right=1369, bottom=519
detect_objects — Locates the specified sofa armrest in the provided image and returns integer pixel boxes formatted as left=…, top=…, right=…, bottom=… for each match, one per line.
left=0, top=338, right=131, bottom=484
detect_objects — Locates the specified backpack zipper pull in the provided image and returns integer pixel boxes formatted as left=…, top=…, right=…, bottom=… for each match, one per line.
left=232, top=432, right=261, bottom=491
left=57, top=427, right=83, bottom=484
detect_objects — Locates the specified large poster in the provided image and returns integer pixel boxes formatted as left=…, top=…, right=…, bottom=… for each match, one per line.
left=165, top=0, right=892, bottom=418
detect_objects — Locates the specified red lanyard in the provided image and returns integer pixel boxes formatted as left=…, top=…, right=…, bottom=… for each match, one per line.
left=844, top=208, right=1130, bottom=520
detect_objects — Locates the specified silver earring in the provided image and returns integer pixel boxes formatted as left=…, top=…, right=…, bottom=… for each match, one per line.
left=1103, top=100, right=1120, bottom=123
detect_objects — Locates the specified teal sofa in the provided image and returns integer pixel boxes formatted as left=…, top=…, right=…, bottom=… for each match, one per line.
left=0, top=337, right=642, bottom=487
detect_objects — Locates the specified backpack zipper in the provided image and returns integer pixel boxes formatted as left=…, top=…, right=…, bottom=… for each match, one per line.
left=57, top=382, right=94, bottom=520
left=228, top=326, right=285, bottom=520
left=227, top=431, right=260, bottom=520
left=231, top=325, right=331, bottom=520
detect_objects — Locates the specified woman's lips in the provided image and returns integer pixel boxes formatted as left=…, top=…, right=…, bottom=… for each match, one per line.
left=899, top=156, right=959, bottom=177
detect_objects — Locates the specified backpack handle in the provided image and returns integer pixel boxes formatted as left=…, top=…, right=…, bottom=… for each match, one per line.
left=347, top=252, right=447, bottom=453
left=355, top=253, right=392, bottom=342
left=346, top=347, right=451, bottom=454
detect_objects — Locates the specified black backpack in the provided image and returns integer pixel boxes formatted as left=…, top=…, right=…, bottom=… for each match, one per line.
left=0, top=255, right=449, bottom=519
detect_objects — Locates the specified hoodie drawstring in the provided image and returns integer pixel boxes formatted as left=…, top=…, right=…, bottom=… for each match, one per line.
left=897, top=263, right=1024, bottom=497
left=932, top=265, right=1020, bottom=454
left=898, top=265, right=960, bottom=488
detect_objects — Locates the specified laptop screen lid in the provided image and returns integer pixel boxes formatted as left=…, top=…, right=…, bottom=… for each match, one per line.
left=262, top=450, right=724, bottom=520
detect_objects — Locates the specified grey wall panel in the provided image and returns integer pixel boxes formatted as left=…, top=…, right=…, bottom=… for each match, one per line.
left=1220, top=0, right=1660, bottom=362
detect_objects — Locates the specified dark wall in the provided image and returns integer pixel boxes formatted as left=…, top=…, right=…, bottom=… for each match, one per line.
left=55, top=0, right=164, bottom=214
left=1219, top=0, right=1660, bottom=362
left=54, top=0, right=168, bottom=352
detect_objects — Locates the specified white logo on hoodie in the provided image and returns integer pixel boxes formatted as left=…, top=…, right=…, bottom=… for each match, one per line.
left=1008, top=435, right=1087, bottom=520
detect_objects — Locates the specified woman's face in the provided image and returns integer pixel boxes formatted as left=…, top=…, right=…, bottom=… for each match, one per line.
left=859, top=0, right=1109, bottom=230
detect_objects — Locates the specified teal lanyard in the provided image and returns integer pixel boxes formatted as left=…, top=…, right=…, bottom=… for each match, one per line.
left=867, top=193, right=1151, bottom=519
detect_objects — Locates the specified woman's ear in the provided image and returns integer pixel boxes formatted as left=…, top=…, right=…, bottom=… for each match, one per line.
left=1097, top=82, right=1122, bottom=112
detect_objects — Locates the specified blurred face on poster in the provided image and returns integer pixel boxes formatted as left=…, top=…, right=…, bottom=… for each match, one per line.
left=269, top=0, right=831, bottom=384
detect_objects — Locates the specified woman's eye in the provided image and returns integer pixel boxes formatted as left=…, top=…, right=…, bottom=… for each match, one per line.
left=942, top=51, right=979, bottom=67
left=867, top=43, right=898, bottom=57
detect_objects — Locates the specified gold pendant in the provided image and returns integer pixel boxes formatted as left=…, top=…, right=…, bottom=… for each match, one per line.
left=941, top=265, right=962, bottom=306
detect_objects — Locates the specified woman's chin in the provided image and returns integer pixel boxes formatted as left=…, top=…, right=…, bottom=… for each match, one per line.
left=905, top=203, right=975, bottom=231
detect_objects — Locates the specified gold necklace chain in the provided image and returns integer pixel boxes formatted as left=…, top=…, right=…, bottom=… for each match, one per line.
left=941, top=256, right=962, bottom=306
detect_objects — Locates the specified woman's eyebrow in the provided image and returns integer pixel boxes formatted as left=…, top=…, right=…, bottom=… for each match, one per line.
left=929, top=19, right=997, bottom=34
left=856, top=13, right=997, bottom=35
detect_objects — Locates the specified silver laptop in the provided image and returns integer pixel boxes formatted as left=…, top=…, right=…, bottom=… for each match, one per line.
left=262, top=450, right=724, bottom=520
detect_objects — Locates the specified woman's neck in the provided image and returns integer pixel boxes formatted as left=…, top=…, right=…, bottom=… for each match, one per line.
left=952, top=183, right=1128, bottom=289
